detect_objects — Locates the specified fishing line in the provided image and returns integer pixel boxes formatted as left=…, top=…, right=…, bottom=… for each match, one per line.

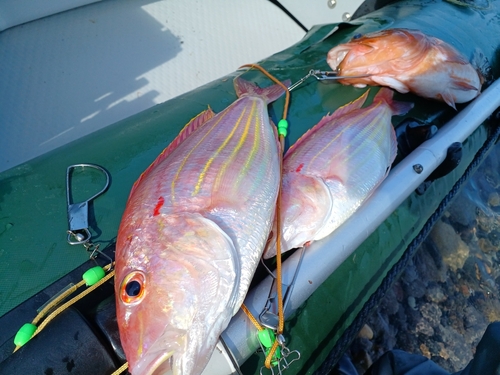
left=239, top=63, right=290, bottom=370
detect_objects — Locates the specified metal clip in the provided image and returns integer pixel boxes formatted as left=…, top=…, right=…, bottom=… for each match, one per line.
left=258, top=333, right=301, bottom=375
left=288, top=69, right=371, bottom=92
left=311, top=69, right=372, bottom=81
left=66, top=164, right=110, bottom=245
left=259, top=247, right=305, bottom=330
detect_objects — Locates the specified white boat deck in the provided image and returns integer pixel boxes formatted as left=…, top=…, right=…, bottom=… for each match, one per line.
left=0, top=0, right=363, bottom=173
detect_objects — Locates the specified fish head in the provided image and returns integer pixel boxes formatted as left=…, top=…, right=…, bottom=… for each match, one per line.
left=327, top=29, right=426, bottom=76
left=115, top=213, right=238, bottom=375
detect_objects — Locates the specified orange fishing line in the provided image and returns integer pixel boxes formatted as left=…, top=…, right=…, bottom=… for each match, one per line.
left=239, top=63, right=289, bottom=369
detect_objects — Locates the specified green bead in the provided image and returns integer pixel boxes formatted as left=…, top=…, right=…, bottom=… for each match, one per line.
left=258, top=328, right=275, bottom=348
left=271, top=345, right=282, bottom=360
left=277, top=119, right=288, bottom=137
left=14, top=323, right=36, bottom=347
left=265, top=344, right=282, bottom=367
left=82, top=266, right=105, bottom=286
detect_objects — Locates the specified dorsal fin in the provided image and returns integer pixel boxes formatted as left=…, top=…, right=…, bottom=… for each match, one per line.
left=129, top=108, right=216, bottom=197
left=285, top=90, right=369, bottom=157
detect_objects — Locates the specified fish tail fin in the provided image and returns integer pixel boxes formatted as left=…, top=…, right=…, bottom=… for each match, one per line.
left=374, top=87, right=414, bottom=116
left=234, top=77, right=291, bottom=104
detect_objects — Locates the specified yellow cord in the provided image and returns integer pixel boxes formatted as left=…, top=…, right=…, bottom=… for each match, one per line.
left=238, top=63, right=289, bottom=369
left=110, top=361, right=129, bottom=375
left=32, top=279, right=87, bottom=326
left=13, top=262, right=131, bottom=374
left=33, top=269, right=115, bottom=336
left=13, top=263, right=115, bottom=353
left=241, top=303, right=264, bottom=332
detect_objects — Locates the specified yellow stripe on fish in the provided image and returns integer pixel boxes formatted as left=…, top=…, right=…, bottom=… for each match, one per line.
left=213, top=101, right=258, bottom=193
left=171, top=108, right=231, bottom=200
left=236, top=103, right=261, bottom=189
left=193, top=105, right=248, bottom=196
left=306, top=102, right=385, bottom=173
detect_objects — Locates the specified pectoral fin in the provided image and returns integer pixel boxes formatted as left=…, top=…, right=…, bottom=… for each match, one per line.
left=450, top=78, right=480, bottom=92
left=439, top=91, right=457, bottom=110
left=371, top=76, right=411, bottom=93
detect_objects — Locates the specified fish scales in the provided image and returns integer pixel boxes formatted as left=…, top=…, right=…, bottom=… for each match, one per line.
left=115, top=77, right=285, bottom=375
left=265, top=88, right=412, bottom=259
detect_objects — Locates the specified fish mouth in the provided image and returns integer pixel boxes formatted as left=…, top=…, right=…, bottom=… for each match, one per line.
left=327, top=48, right=349, bottom=70
left=132, top=349, right=174, bottom=375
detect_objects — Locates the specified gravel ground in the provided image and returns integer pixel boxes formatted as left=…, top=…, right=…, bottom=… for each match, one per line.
left=344, top=140, right=500, bottom=374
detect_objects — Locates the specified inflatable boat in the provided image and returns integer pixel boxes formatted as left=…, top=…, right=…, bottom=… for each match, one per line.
left=1, top=0, right=500, bottom=374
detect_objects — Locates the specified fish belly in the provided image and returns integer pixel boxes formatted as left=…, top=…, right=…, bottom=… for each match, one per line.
left=278, top=172, right=333, bottom=254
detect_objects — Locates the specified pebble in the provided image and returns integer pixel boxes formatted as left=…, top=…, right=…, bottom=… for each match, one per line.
left=420, top=343, right=431, bottom=359
left=358, top=324, right=374, bottom=340
left=488, top=192, right=500, bottom=207
left=420, top=303, right=442, bottom=326
left=415, top=319, right=434, bottom=336
left=478, top=237, right=497, bottom=253
left=438, top=342, right=450, bottom=360
left=430, top=220, right=470, bottom=271
left=427, top=285, right=447, bottom=303
left=407, top=296, right=417, bottom=310
left=459, top=284, right=471, bottom=297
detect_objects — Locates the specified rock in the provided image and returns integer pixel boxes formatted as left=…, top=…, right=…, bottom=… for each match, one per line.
left=427, top=285, right=447, bottom=303
left=447, top=196, right=477, bottom=228
left=358, top=324, right=374, bottom=340
left=459, top=283, right=471, bottom=297
left=430, top=220, right=470, bottom=271
left=438, top=342, right=450, bottom=360
left=420, top=303, right=442, bottom=326
left=380, top=287, right=401, bottom=316
left=420, top=343, right=431, bottom=358
left=420, top=243, right=448, bottom=283
left=487, top=230, right=500, bottom=248
left=401, top=260, right=419, bottom=284
left=488, top=192, right=500, bottom=207
left=406, top=278, right=427, bottom=299
left=478, top=237, right=497, bottom=253
left=415, top=319, right=434, bottom=336
left=407, top=296, right=417, bottom=310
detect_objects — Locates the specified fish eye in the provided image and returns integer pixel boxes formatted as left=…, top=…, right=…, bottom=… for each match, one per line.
left=126, top=280, right=141, bottom=296
left=120, top=271, right=146, bottom=304
left=352, top=33, right=363, bottom=40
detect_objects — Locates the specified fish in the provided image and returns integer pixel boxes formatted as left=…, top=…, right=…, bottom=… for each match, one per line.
left=326, top=28, right=481, bottom=109
left=114, top=76, right=288, bottom=375
left=264, top=88, right=413, bottom=259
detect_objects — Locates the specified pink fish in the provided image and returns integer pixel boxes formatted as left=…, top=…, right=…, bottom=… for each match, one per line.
left=264, top=88, right=412, bottom=258
left=115, top=77, right=288, bottom=375
left=326, top=28, right=481, bottom=109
